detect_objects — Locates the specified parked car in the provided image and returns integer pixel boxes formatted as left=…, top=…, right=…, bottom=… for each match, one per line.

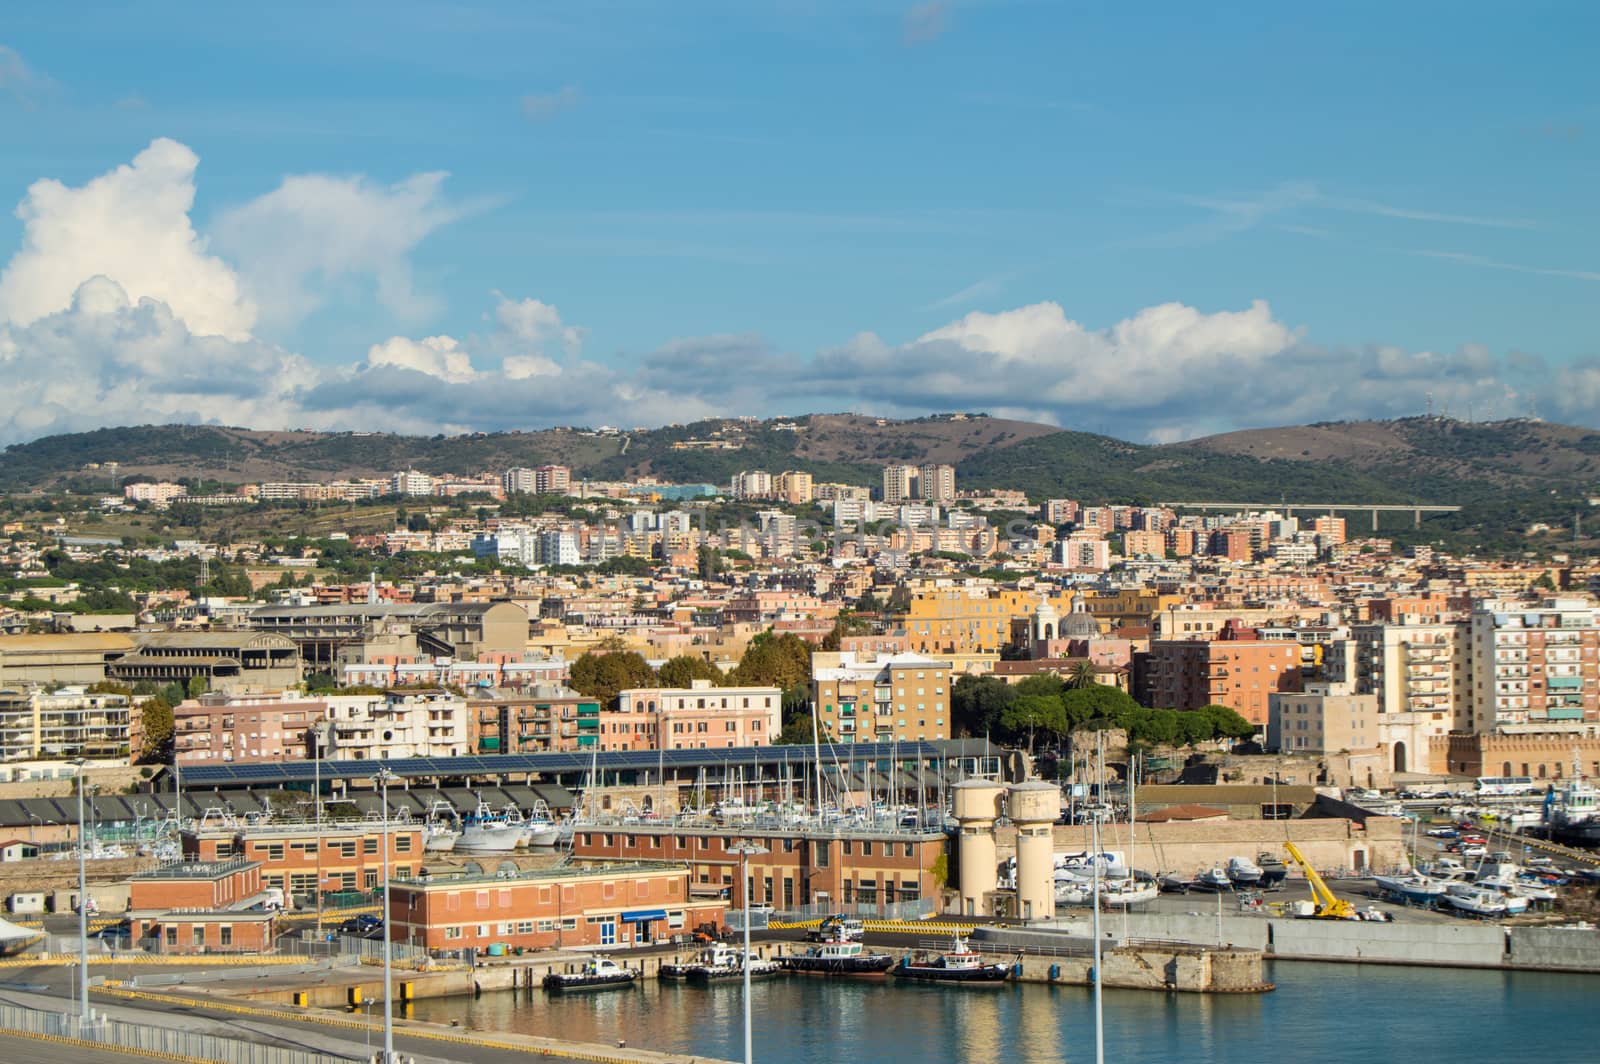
left=1460, top=844, right=1487, bottom=858
left=339, top=914, right=382, bottom=934
left=1426, top=828, right=1459, bottom=839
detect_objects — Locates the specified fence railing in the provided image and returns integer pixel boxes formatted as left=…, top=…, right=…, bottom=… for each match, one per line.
left=0, top=1002, right=346, bottom=1064
left=283, top=931, right=431, bottom=965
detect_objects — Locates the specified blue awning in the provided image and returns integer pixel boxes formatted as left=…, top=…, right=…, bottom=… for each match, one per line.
left=620, top=909, right=667, bottom=923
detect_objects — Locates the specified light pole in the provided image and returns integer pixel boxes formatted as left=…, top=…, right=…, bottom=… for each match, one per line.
left=70, top=757, right=89, bottom=1029
left=727, top=841, right=768, bottom=1064
left=313, top=728, right=324, bottom=936
left=27, top=813, right=39, bottom=844
left=374, top=765, right=396, bottom=1064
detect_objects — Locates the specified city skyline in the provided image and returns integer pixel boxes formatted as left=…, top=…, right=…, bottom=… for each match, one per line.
left=1, top=3, right=1596, bottom=445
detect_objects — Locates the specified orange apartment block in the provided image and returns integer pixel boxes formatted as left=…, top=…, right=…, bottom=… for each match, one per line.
left=184, top=821, right=424, bottom=901
left=126, top=859, right=278, bottom=954
left=388, top=861, right=725, bottom=951
left=810, top=652, right=952, bottom=743
left=1144, top=622, right=1303, bottom=729
left=571, top=824, right=946, bottom=912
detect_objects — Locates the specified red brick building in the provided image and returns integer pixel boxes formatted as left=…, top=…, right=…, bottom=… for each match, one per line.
left=571, top=824, right=946, bottom=912
left=388, top=861, right=724, bottom=952
left=126, top=859, right=278, bottom=954
left=183, top=821, right=424, bottom=903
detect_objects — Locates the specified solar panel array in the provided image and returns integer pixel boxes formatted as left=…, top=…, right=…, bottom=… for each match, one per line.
left=173, top=739, right=974, bottom=786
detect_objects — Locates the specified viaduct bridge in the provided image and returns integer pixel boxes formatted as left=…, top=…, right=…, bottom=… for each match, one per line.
left=1158, top=501, right=1463, bottom=531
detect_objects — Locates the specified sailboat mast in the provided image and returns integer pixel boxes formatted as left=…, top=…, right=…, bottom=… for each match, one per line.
left=1092, top=731, right=1106, bottom=1064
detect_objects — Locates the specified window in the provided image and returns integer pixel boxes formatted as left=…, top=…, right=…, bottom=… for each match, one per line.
left=165, top=926, right=177, bottom=946
left=395, top=835, right=412, bottom=852
left=192, top=926, right=206, bottom=947
left=219, top=925, right=232, bottom=947
left=364, top=838, right=378, bottom=854
left=338, top=842, right=357, bottom=859
left=364, top=871, right=378, bottom=889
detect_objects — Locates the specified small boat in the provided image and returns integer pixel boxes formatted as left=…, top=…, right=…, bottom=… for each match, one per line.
left=1256, top=853, right=1288, bottom=888
left=0, top=917, right=44, bottom=957
left=1226, top=856, right=1264, bottom=886
left=674, top=942, right=784, bottom=984
left=1443, top=883, right=1509, bottom=918
left=543, top=956, right=639, bottom=992
left=522, top=799, right=563, bottom=848
left=1054, top=874, right=1091, bottom=907
left=1100, top=876, right=1159, bottom=909
left=889, top=933, right=1013, bottom=985
left=778, top=937, right=894, bottom=976
left=1374, top=872, right=1448, bottom=907
left=1190, top=867, right=1232, bottom=892
left=1158, top=871, right=1192, bottom=894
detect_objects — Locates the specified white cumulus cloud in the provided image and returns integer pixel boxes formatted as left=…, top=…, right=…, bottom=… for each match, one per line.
left=364, top=334, right=477, bottom=383
left=0, top=138, right=256, bottom=339
left=211, top=170, right=465, bottom=329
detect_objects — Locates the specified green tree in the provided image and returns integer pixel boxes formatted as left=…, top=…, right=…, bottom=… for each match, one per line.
left=1060, top=684, right=1141, bottom=729
left=1196, top=703, right=1256, bottom=741
left=950, top=674, right=1016, bottom=739
left=1002, top=693, right=1065, bottom=753
left=728, top=631, right=813, bottom=690
left=657, top=655, right=725, bottom=689
left=186, top=676, right=209, bottom=699
left=568, top=650, right=657, bottom=707
left=1068, top=660, right=1097, bottom=689
left=775, top=712, right=816, bottom=745
left=138, top=698, right=174, bottom=763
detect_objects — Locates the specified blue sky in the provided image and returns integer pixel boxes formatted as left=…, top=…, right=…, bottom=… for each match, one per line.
left=0, top=1, right=1596, bottom=444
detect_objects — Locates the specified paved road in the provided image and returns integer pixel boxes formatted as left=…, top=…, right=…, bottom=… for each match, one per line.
left=0, top=1030, right=185, bottom=1063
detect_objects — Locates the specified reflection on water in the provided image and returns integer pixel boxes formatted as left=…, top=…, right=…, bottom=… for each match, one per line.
left=409, top=962, right=1600, bottom=1064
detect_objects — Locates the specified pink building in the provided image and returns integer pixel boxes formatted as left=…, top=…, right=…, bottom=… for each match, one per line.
left=609, top=680, right=781, bottom=751
left=174, top=693, right=322, bottom=765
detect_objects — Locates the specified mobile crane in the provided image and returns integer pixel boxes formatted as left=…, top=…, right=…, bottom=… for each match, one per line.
left=1283, top=841, right=1356, bottom=920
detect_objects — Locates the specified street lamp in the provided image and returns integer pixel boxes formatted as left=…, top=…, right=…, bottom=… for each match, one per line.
left=27, top=812, right=40, bottom=844
left=727, top=841, right=768, bottom=1064
left=312, top=728, right=325, bottom=935
left=69, top=757, right=89, bottom=1029
left=374, top=765, right=397, bottom=1064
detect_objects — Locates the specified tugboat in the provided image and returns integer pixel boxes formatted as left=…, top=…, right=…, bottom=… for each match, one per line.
left=543, top=956, right=639, bottom=992
left=888, top=932, right=1014, bottom=985
left=777, top=935, right=894, bottom=976
left=679, top=941, right=783, bottom=984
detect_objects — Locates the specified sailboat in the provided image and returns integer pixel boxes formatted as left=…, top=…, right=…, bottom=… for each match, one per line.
left=1101, top=753, right=1157, bottom=910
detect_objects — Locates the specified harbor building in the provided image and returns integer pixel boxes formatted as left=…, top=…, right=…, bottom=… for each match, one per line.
left=570, top=824, right=946, bottom=913
left=126, top=858, right=280, bottom=954
left=388, top=860, right=725, bottom=952
left=183, top=817, right=424, bottom=904
left=107, top=631, right=302, bottom=694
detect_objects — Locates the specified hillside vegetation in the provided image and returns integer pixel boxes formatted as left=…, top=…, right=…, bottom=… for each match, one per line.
left=2, top=414, right=1597, bottom=551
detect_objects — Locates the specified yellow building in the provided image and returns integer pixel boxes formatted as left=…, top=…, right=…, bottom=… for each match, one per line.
left=895, top=585, right=1075, bottom=656
left=1078, top=589, right=1184, bottom=631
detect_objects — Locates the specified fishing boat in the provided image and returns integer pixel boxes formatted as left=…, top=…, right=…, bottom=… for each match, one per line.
left=1190, top=867, right=1232, bottom=892
left=777, top=937, right=894, bottom=976
left=1256, top=853, right=1288, bottom=888
left=675, top=941, right=784, bottom=984
left=1544, top=775, right=1600, bottom=845
left=889, top=932, right=1014, bottom=985
left=1226, top=856, right=1264, bottom=886
left=456, top=800, right=524, bottom=853
left=519, top=801, right=562, bottom=848
left=543, top=956, right=638, bottom=992
left=421, top=800, right=461, bottom=853
left=1373, top=872, right=1448, bottom=906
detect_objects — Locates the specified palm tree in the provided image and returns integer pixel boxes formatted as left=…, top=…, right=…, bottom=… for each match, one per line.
left=1068, top=659, right=1097, bottom=689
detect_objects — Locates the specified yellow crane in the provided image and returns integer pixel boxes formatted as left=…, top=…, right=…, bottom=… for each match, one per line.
left=1283, top=842, right=1355, bottom=920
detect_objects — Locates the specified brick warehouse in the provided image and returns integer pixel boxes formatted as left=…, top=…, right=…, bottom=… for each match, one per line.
left=388, top=861, right=725, bottom=952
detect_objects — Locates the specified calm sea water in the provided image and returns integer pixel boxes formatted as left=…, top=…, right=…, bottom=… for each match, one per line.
left=409, top=961, right=1600, bottom=1063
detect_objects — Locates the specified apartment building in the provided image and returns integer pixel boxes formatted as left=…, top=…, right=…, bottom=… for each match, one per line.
left=775, top=470, right=814, bottom=504
left=918, top=464, right=956, bottom=505
left=1344, top=622, right=1467, bottom=731
left=323, top=689, right=469, bottom=761
left=730, top=470, right=773, bottom=500
left=468, top=686, right=601, bottom=753
left=810, top=651, right=952, bottom=742
left=1268, top=683, right=1379, bottom=756
left=534, top=465, right=572, bottom=495
left=897, top=585, right=1075, bottom=656
left=611, top=680, right=781, bottom=751
left=881, top=465, right=918, bottom=504
left=1469, top=598, right=1600, bottom=731
left=0, top=685, right=129, bottom=762
left=1143, top=622, right=1302, bottom=729
left=174, top=693, right=322, bottom=765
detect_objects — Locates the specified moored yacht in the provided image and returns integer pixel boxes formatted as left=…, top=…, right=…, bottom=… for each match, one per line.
left=1190, top=866, right=1232, bottom=892
left=778, top=937, right=894, bottom=976
left=457, top=800, right=524, bottom=853
left=1226, top=856, right=1264, bottom=886
left=1373, top=871, right=1448, bottom=906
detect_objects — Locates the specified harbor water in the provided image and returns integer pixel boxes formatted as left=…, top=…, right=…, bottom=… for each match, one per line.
left=410, top=961, right=1600, bottom=1062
